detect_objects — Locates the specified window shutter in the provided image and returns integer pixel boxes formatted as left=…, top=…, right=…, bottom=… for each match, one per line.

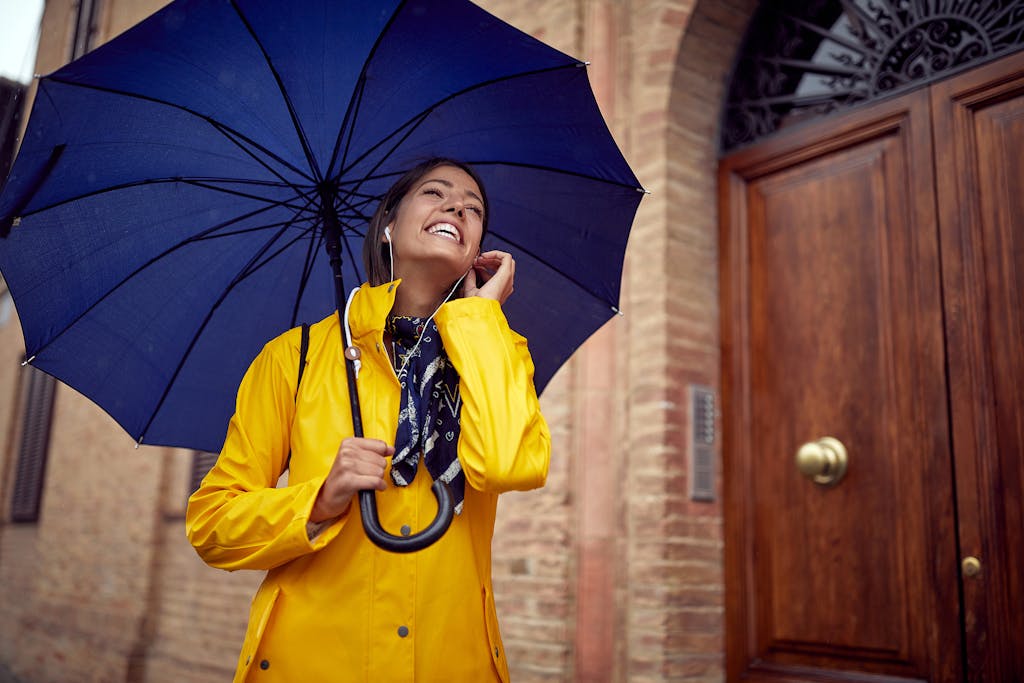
left=10, top=367, right=57, bottom=523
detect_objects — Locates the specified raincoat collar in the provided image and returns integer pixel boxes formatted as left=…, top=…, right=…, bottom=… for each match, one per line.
left=347, top=279, right=401, bottom=342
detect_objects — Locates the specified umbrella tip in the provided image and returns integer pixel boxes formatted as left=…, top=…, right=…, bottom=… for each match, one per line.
left=21, top=355, right=35, bottom=367
left=135, top=436, right=144, bottom=449
left=611, top=306, right=624, bottom=317
left=637, top=187, right=650, bottom=195
left=576, top=61, right=590, bottom=67
left=1, top=216, right=20, bottom=237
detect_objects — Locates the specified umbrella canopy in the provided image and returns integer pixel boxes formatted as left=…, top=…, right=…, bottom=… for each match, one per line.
left=0, top=0, right=643, bottom=454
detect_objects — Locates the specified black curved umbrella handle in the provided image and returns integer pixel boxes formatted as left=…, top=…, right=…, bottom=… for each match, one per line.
left=323, top=215, right=455, bottom=553
left=359, top=480, right=455, bottom=553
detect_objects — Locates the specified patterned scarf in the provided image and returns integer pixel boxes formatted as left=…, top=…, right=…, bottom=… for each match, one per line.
left=387, top=315, right=465, bottom=513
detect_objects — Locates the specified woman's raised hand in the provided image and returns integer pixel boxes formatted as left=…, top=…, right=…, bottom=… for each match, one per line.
left=462, top=250, right=515, bottom=305
left=310, top=437, right=392, bottom=522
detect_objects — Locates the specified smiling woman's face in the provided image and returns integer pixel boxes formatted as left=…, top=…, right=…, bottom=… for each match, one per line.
left=387, top=165, right=486, bottom=286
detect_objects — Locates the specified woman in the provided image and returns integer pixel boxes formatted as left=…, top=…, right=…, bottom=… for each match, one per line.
left=186, top=159, right=551, bottom=682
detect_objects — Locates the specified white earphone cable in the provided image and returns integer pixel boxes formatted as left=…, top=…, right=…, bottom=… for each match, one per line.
left=343, top=286, right=362, bottom=378
left=385, top=226, right=395, bottom=282
left=395, top=274, right=466, bottom=379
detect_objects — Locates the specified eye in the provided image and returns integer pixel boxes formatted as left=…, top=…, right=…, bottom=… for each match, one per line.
left=467, top=205, right=484, bottom=217
left=423, top=187, right=443, bottom=197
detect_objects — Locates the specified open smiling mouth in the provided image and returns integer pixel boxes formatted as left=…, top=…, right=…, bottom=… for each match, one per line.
left=426, top=223, right=461, bottom=243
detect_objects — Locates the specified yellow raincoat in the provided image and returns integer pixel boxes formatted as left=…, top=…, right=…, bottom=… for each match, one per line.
left=186, top=280, right=550, bottom=682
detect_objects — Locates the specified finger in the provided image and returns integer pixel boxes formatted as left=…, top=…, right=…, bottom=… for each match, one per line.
left=343, top=455, right=387, bottom=475
left=490, top=254, right=514, bottom=280
left=473, top=260, right=503, bottom=274
left=340, top=437, right=394, bottom=456
left=361, top=438, right=394, bottom=455
left=327, top=476, right=385, bottom=500
left=483, top=256, right=513, bottom=289
left=334, top=456, right=387, bottom=482
left=473, top=263, right=494, bottom=284
left=350, top=475, right=388, bottom=492
left=473, top=257, right=500, bottom=273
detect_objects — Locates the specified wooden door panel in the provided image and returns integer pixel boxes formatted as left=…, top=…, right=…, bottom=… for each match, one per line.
left=932, top=50, right=1024, bottom=683
left=721, top=90, right=961, bottom=682
left=751, top=145, right=906, bottom=660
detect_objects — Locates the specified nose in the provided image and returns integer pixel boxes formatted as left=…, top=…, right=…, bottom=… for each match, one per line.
left=443, top=197, right=465, bottom=218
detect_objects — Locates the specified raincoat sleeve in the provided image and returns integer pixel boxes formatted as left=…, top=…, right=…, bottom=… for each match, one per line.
left=435, top=297, right=551, bottom=493
left=185, top=330, right=345, bottom=571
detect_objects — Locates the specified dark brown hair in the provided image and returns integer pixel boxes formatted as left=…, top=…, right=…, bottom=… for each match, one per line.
left=361, top=158, right=489, bottom=286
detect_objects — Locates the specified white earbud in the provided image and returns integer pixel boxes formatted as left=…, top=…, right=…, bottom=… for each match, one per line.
left=385, top=225, right=395, bottom=281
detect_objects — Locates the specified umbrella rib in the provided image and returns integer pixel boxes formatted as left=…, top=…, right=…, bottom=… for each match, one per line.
left=182, top=179, right=312, bottom=212
left=337, top=169, right=406, bottom=185
left=205, top=121, right=313, bottom=192
left=336, top=187, right=384, bottom=201
left=138, top=214, right=309, bottom=443
left=235, top=220, right=318, bottom=283
left=341, top=221, right=365, bottom=286
left=339, top=189, right=379, bottom=209
left=182, top=177, right=297, bottom=188
left=0, top=143, right=65, bottom=235
left=44, top=76, right=316, bottom=184
left=333, top=62, right=581, bottom=183
left=334, top=109, right=434, bottom=209
left=228, top=0, right=323, bottom=183
left=464, top=160, right=643, bottom=192
left=337, top=194, right=374, bottom=224
left=290, top=227, right=323, bottom=328
left=337, top=213, right=372, bottom=223
left=490, top=230, right=618, bottom=309
left=27, top=195, right=312, bottom=361
left=192, top=220, right=311, bottom=242
left=327, top=0, right=409, bottom=178
left=14, top=177, right=312, bottom=222
left=329, top=73, right=366, bottom=183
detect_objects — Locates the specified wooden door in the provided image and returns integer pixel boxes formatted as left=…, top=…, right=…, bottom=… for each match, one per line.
left=720, top=89, right=963, bottom=681
left=932, top=51, right=1024, bottom=682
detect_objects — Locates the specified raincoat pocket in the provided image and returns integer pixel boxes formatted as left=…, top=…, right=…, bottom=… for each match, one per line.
left=483, top=585, right=510, bottom=683
left=233, top=582, right=281, bottom=683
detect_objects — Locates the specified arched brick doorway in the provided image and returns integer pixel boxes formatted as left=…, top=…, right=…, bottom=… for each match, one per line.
left=650, top=1, right=761, bottom=681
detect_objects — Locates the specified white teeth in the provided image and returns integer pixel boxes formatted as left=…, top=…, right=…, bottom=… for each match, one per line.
left=427, top=223, right=460, bottom=243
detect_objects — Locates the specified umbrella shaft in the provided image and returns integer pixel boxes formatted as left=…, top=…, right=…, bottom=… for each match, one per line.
left=322, top=214, right=364, bottom=438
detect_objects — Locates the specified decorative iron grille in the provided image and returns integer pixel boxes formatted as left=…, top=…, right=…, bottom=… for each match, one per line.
left=721, top=0, right=1024, bottom=151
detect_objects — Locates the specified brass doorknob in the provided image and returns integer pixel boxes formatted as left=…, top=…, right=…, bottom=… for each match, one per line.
left=795, top=437, right=848, bottom=486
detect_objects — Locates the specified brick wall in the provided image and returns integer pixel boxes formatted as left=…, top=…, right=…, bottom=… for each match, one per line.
left=659, top=1, right=761, bottom=680
left=0, top=0, right=765, bottom=680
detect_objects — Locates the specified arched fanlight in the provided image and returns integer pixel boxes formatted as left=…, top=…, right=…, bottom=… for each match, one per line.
left=721, top=0, right=1024, bottom=152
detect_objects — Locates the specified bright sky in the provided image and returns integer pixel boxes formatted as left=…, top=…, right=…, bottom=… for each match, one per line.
left=0, top=0, right=45, bottom=83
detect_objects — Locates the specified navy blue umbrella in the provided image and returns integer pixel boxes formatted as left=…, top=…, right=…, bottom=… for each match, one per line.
left=0, top=0, right=642, bottom=550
